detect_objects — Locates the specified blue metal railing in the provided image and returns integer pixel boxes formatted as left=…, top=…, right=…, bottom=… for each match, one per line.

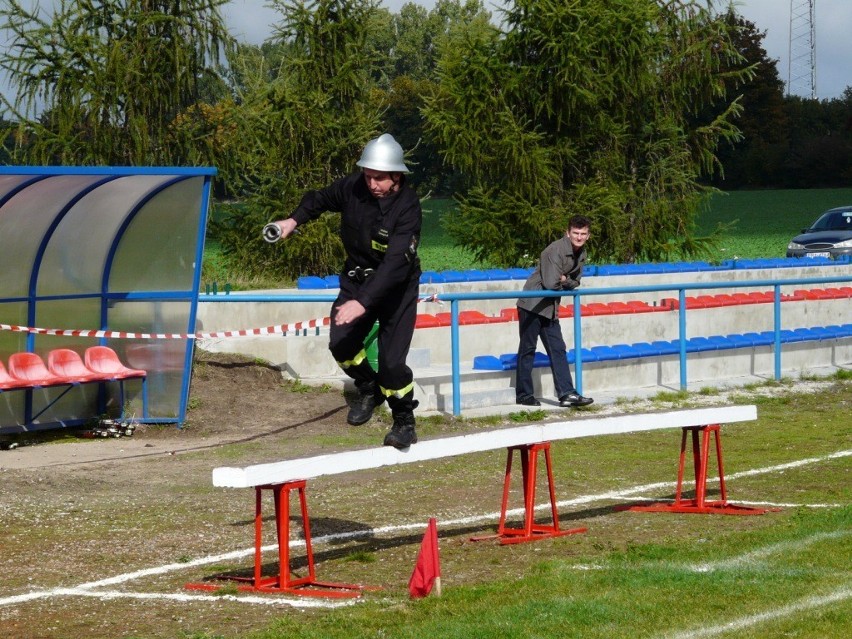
left=199, top=273, right=852, bottom=416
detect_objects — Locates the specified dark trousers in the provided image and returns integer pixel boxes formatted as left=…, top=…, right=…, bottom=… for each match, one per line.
left=329, top=274, right=418, bottom=412
left=515, top=307, right=576, bottom=400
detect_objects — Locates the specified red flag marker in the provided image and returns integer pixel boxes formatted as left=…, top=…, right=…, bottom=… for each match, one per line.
left=408, top=518, right=441, bottom=598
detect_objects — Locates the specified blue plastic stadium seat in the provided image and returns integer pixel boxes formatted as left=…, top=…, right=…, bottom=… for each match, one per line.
left=686, top=337, right=719, bottom=352
left=472, top=355, right=504, bottom=371
left=297, top=276, right=330, bottom=289
left=745, top=332, right=775, bottom=346
left=498, top=354, right=518, bottom=369
left=725, top=334, right=755, bottom=348
left=464, top=270, right=492, bottom=282
left=323, top=275, right=340, bottom=288
left=567, top=348, right=598, bottom=364
left=610, top=344, right=644, bottom=359
left=708, top=335, right=737, bottom=349
left=533, top=352, right=551, bottom=367
left=420, top=271, right=446, bottom=284
left=651, top=340, right=680, bottom=355
left=630, top=342, right=662, bottom=357
left=483, top=269, right=512, bottom=280
left=595, top=264, right=634, bottom=276
left=506, top=267, right=534, bottom=280
left=589, top=345, right=621, bottom=361
left=791, top=328, right=820, bottom=341
left=439, top=270, right=470, bottom=282
left=806, top=327, right=834, bottom=340
left=778, top=329, right=799, bottom=343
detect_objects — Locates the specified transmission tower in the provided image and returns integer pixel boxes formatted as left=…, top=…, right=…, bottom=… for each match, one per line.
left=787, top=0, right=816, bottom=98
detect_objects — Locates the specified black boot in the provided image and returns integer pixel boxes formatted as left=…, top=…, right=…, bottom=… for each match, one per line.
left=383, top=411, right=418, bottom=449
left=347, top=382, right=378, bottom=426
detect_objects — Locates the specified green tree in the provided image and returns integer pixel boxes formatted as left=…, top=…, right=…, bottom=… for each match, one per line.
left=209, top=0, right=385, bottom=280
left=710, top=9, right=788, bottom=189
left=779, top=91, right=852, bottom=188
left=423, top=0, right=752, bottom=266
left=0, top=0, right=234, bottom=165
left=370, top=0, right=492, bottom=195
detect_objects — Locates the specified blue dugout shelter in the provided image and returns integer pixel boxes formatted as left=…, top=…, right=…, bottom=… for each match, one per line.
left=0, top=166, right=216, bottom=433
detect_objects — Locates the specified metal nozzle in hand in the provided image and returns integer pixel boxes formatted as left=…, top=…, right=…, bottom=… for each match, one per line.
left=262, top=223, right=283, bottom=243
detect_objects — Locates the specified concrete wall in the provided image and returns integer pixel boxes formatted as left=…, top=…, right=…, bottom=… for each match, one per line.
left=195, top=263, right=851, bottom=411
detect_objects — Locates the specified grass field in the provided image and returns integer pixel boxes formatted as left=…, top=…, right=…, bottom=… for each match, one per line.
left=696, top=188, right=852, bottom=260
left=419, top=187, right=852, bottom=269
left=1, top=355, right=848, bottom=639
left=238, top=379, right=851, bottom=639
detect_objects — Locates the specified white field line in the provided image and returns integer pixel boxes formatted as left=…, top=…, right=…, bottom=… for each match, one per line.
left=0, top=449, right=848, bottom=609
left=615, top=496, right=844, bottom=508
left=689, top=530, right=851, bottom=573
left=662, top=584, right=852, bottom=639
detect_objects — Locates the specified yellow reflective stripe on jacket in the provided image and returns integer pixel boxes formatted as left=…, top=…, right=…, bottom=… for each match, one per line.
left=379, top=382, right=414, bottom=399
left=371, top=239, right=387, bottom=252
left=338, top=350, right=367, bottom=369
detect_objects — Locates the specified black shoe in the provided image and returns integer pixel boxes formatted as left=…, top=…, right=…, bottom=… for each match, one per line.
left=559, top=392, right=594, bottom=408
left=347, top=385, right=377, bottom=425
left=383, top=412, right=417, bottom=449
left=516, top=396, right=541, bottom=407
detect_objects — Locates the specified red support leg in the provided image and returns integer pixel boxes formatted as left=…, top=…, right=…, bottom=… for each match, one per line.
left=472, top=442, right=586, bottom=544
left=626, top=425, right=778, bottom=516
left=186, top=480, right=378, bottom=597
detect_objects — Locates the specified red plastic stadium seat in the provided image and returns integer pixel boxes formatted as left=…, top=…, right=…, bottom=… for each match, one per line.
left=500, top=308, right=520, bottom=322
left=0, top=360, right=29, bottom=390
left=48, top=348, right=108, bottom=383
left=557, top=305, right=574, bottom=318
left=606, top=302, right=632, bottom=314
left=7, top=352, right=71, bottom=387
left=415, top=314, right=441, bottom=329
left=582, top=303, right=615, bottom=316
left=625, top=301, right=654, bottom=313
left=436, top=311, right=500, bottom=325
left=746, top=291, right=773, bottom=303
left=84, top=346, right=147, bottom=379
left=659, top=298, right=678, bottom=310
left=684, top=297, right=709, bottom=309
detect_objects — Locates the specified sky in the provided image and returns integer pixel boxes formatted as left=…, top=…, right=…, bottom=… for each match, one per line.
left=223, top=0, right=851, bottom=100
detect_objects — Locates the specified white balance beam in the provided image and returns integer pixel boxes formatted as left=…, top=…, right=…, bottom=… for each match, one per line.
left=213, top=405, right=757, bottom=488
left=213, top=405, right=757, bottom=489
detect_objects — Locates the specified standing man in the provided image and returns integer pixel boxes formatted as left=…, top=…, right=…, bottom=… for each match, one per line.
left=515, top=215, right=594, bottom=408
left=267, top=134, right=422, bottom=449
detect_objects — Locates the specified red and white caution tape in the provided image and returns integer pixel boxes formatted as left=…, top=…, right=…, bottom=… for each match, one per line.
left=0, top=317, right=330, bottom=340
left=0, top=294, right=442, bottom=340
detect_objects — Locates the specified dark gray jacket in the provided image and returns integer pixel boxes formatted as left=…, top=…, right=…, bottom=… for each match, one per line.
left=516, top=235, right=586, bottom=319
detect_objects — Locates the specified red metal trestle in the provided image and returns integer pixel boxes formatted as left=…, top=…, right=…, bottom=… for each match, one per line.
left=626, top=424, right=778, bottom=516
left=472, top=442, right=587, bottom=544
left=186, top=480, right=375, bottom=597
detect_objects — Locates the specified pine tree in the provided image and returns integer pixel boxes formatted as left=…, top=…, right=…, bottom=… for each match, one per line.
left=423, top=0, right=753, bottom=265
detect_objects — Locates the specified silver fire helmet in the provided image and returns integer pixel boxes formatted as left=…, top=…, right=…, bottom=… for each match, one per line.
left=355, top=134, right=410, bottom=173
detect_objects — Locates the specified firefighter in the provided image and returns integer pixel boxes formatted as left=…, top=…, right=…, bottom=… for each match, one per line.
left=268, top=134, right=422, bottom=449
